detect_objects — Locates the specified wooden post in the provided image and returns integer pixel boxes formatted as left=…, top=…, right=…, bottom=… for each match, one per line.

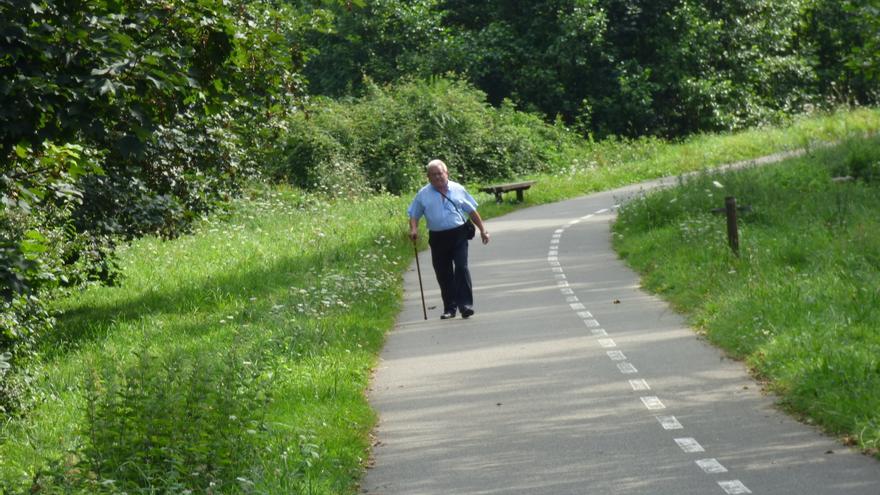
left=725, top=196, right=739, bottom=256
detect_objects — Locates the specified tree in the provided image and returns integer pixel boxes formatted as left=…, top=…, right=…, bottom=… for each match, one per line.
left=797, top=0, right=880, bottom=103
left=303, top=0, right=444, bottom=97
left=0, top=0, right=338, bottom=414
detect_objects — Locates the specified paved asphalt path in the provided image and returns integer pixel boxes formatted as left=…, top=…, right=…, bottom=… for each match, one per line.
left=361, top=174, right=880, bottom=495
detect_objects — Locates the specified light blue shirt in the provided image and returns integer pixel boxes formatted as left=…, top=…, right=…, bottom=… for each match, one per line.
left=408, top=180, right=479, bottom=232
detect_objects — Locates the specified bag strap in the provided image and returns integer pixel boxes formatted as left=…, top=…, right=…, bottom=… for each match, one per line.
left=434, top=186, right=471, bottom=223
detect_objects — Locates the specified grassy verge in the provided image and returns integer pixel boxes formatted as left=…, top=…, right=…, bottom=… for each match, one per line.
left=1, top=188, right=413, bottom=493
left=1, top=107, right=879, bottom=494
left=612, top=135, right=880, bottom=456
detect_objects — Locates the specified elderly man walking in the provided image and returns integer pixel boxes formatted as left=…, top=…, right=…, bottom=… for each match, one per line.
left=408, top=159, right=490, bottom=319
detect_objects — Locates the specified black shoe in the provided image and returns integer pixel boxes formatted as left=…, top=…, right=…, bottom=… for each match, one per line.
left=440, top=311, right=456, bottom=320
left=460, top=307, right=474, bottom=319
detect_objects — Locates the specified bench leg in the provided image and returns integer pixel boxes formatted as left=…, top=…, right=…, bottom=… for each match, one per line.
left=516, top=190, right=524, bottom=202
left=495, top=192, right=503, bottom=203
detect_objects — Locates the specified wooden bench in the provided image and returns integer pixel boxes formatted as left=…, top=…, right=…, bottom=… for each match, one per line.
left=479, top=181, right=536, bottom=203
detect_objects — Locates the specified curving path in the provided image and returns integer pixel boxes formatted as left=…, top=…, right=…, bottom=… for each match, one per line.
left=361, top=171, right=880, bottom=495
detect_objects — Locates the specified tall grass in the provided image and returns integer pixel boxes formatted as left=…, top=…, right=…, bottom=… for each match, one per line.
left=1, top=107, right=879, bottom=493
left=613, top=135, right=880, bottom=456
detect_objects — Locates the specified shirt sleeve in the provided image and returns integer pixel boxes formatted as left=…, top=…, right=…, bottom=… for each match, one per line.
left=455, top=185, right=478, bottom=214
left=407, top=191, right=425, bottom=219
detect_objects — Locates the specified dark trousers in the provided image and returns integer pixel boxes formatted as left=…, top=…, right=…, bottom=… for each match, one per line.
left=428, top=224, right=473, bottom=314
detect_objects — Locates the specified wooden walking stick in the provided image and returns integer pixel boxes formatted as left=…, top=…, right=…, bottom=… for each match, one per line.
left=413, top=238, right=428, bottom=320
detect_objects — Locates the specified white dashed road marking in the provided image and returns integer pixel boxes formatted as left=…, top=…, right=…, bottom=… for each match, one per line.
left=696, top=458, right=728, bottom=474
left=617, top=362, right=638, bottom=374
left=718, top=480, right=752, bottom=494
left=607, top=350, right=627, bottom=361
left=640, top=396, right=666, bottom=410
left=629, top=379, right=650, bottom=391
left=656, top=415, right=683, bottom=430
left=549, top=207, right=752, bottom=494
left=675, top=438, right=706, bottom=453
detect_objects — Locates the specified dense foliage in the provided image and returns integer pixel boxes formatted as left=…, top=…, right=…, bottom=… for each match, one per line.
left=304, top=0, right=880, bottom=138
left=0, top=0, right=340, bottom=412
left=2, top=188, right=410, bottom=494
left=270, top=78, right=574, bottom=194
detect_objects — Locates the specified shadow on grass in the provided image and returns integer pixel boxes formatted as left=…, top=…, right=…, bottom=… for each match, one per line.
left=44, top=226, right=411, bottom=361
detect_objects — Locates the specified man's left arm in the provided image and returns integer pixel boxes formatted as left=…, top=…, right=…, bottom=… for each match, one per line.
left=468, top=210, right=490, bottom=245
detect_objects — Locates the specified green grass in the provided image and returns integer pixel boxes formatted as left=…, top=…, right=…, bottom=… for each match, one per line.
left=517, top=106, right=880, bottom=204
left=612, top=135, right=880, bottom=456
left=1, top=107, right=879, bottom=493
left=1, top=188, right=413, bottom=493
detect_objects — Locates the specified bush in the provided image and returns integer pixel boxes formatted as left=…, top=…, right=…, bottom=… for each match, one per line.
left=271, top=77, right=571, bottom=194
left=0, top=142, right=106, bottom=414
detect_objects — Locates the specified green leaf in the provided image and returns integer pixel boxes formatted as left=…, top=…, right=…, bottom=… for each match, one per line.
left=21, top=230, right=48, bottom=254
left=52, top=182, right=83, bottom=201
left=24, top=230, right=47, bottom=243
left=14, top=144, right=28, bottom=158
left=99, top=79, right=115, bottom=95
left=145, top=75, right=163, bottom=89
left=0, top=353, right=11, bottom=371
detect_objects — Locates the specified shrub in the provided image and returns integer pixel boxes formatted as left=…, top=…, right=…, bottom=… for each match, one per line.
left=0, top=142, right=106, bottom=414
left=271, top=77, right=570, bottom=194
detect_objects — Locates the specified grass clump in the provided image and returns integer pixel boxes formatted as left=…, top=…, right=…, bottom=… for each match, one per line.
left=30, top=345, right=272, bottom=494
left=613, top=135, right=880, bottom=455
